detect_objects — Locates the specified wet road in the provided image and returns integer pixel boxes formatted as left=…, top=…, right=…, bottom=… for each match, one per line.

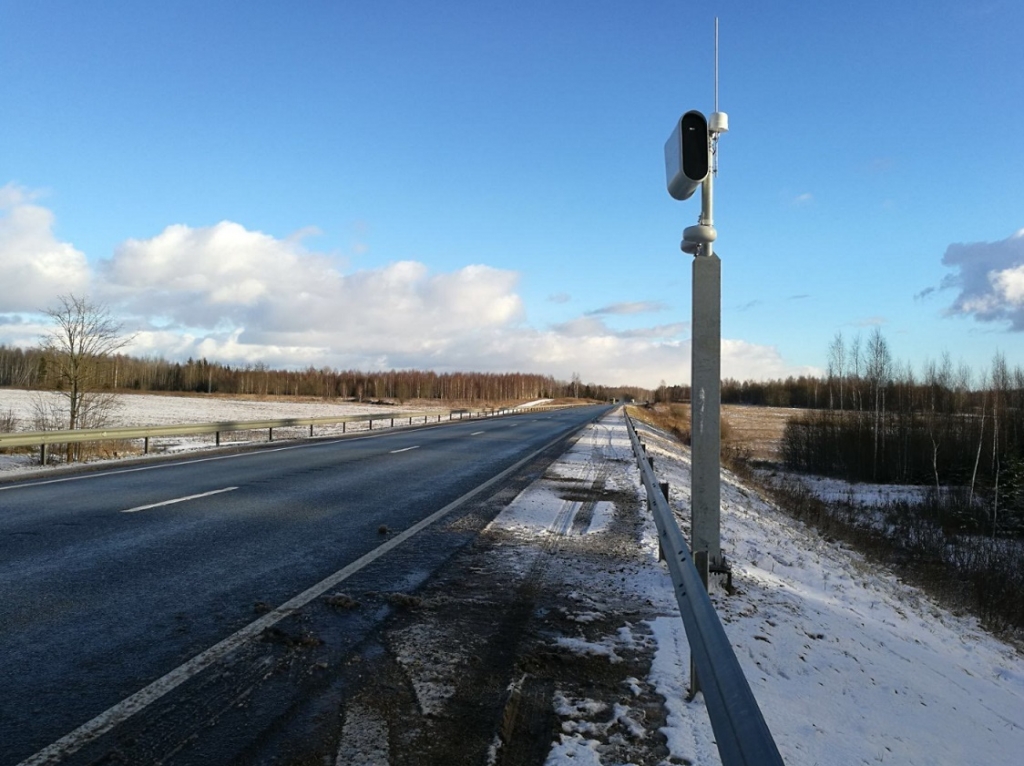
left=0, top=404, right=612, bottom=765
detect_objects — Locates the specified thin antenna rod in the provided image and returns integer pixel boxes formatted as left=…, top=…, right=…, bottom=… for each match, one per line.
left=714, top=17, right=719, bottom=113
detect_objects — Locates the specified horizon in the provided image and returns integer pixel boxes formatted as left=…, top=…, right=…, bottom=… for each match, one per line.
left=1, top=2, right=1022, bottom=389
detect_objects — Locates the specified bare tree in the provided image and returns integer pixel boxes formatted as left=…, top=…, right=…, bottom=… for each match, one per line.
left=991, top=352, right=1010, bottom=536
left=40, top=294, right=133, bottom=461
left=849, top=333, right=863, bottom=411
left=865, top=328, right=892, bottom=481
left=827, top=331, right=846, bottom=410
left=924, top=352, right=953, bottom=498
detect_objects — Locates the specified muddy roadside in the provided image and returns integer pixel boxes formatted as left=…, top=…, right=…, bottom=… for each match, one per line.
left=320, top=413, right=695, bottom=766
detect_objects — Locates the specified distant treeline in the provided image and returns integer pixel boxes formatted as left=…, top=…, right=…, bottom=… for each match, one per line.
left=0, top=344, right=652, bottom=404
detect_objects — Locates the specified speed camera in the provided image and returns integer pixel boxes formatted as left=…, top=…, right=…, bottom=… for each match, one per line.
left=665, top=110, right=710, bottom=201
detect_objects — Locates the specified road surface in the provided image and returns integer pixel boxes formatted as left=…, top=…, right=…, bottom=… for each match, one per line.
left=0, top=404, right=612, bottom=765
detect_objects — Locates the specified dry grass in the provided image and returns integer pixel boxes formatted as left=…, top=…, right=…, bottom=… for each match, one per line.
left=627, top=403, right=691, bottom=444
left=626, top=402, right=795, bottom=466
left=721, top=404, right=797, bottom=464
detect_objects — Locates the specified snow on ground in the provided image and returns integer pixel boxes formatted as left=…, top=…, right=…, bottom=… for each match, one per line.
left=0, top=388, right=442, bottom=475
left=774, top=471, right=932, bottom=507
left=0, top=387, right=407, bottom=427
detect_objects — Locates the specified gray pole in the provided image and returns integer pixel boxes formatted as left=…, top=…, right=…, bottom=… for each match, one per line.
left=691, top=252, right=722, bottom=566
left=667, top=17, right=728, bottom=571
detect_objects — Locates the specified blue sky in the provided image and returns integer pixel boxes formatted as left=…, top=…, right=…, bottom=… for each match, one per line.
left=1, top=1, right=1022, bottom=390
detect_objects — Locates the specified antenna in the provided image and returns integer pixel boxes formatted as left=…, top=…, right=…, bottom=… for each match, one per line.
left=714, top=17, right=719, bottom=114
left=709, top=17, right=728, bottom=177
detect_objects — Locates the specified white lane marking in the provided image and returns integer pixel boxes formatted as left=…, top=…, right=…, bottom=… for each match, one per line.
left=16, top=424, right=584, bottom=766
left=470, top=431, right=486, bottom=436
left=120, top=487, right=239, bottom=514
left=389, top=446, right=420, bottom=454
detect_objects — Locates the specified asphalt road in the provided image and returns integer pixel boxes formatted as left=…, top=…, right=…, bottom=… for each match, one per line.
left=0, top=403, right=613, bottom=766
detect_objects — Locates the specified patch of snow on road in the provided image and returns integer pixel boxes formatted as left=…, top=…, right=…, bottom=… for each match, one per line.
left=554, top=636, right=623, bottom=664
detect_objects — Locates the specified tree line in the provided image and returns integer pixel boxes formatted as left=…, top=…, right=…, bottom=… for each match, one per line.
left=0, top=342, right=652, bottom=406
left=780, top=329, right=1024, bottom=536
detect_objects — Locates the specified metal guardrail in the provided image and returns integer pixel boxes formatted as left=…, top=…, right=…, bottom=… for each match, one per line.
left=624, top=411, right=784, bottom=766
left=0, top=404, right=545, bottom=463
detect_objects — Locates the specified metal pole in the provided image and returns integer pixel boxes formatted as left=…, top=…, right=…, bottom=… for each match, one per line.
left=691, top=252, right=722, bottom=567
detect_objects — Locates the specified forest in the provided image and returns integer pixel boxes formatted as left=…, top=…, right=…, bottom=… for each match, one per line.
left=0, top=343, right=651, bottom=406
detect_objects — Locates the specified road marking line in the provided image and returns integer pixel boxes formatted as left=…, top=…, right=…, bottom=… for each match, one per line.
left=15, top=422, right=590, bottom=766
left=120, top=487, right=239, bottom=513
left=470, top=431, right=486, bottom=436
left=389, top=446, right=420, bottom=454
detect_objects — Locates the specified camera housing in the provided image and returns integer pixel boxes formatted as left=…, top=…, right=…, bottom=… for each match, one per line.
left=665, top=110, right=710, bottom=201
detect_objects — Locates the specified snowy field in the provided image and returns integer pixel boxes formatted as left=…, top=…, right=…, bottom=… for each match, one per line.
left=0, top=387, right=432, bottom=429
left=0, top=388, right=485, bottom=474
left=490, top=411, right=1024, bottom=765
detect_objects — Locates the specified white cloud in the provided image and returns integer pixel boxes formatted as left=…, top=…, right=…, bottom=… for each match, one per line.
left=0, top=195, right=818, bottom=388
left=721, top=339, right=819, bottom=382
left=991, top=265, right=1024, bottom=305
left=103, top=221, right=526, bottom=365
left=942, top=229, right=1024, bottom=330
left=0, top=183, right=90, bottom=310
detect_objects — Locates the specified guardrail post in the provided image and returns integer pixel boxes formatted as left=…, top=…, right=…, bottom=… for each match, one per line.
left=40, top=443, right=47, bottom=465
left=390, top=417, right=394, bottom=428
left=216, top=431, right=221, bottom=446
left=144, top=437, right=150, bottom=455
left=269, top=427, right=274, bottom=442
left=658, top=482, right=670, bottom=562
left=310, top=424, right=314, bottom=437
left=689, top=549, right=710, bottom=699
left=343, top=422, right=347, bottom=433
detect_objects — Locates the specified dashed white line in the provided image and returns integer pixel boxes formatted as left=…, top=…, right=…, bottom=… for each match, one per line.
left=470, top=431, right=486, bottom=436
left=389, top=446, right=420, bottom=454
left=121, top=487, right=238, bottom=513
